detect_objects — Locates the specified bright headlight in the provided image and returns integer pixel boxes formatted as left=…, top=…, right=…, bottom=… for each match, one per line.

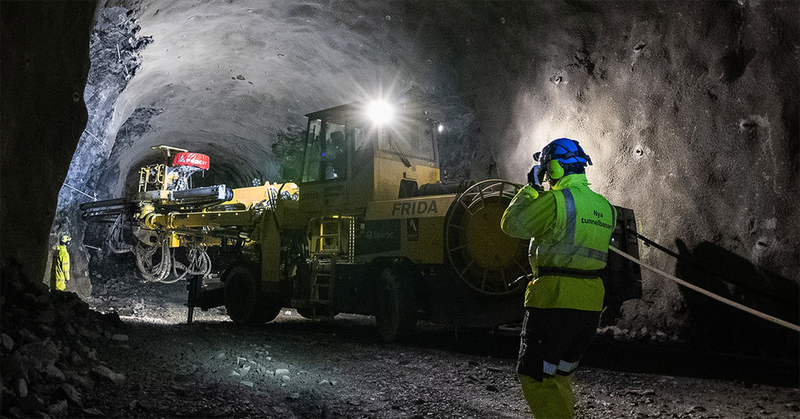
left=367, top=100, right=394, bottom=125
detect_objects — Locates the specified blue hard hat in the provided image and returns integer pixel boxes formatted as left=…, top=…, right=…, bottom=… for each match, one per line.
left=534, top=138, right=592, bottom=167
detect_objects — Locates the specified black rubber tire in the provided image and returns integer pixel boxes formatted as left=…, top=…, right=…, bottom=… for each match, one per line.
left=257, top=301, right=282, bottom=324
left=296, top=306, right=337, bottom=319
left=224, top=264, right=280, bottom=324
left=375, top=267, right=418, bottom=342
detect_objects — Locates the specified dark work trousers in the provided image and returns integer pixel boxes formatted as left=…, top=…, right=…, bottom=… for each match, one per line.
left=517, top=307, right=600, bottom=381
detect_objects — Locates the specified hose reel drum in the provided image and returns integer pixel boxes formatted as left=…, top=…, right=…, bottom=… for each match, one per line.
left=444, top=180, right=530, bottom=296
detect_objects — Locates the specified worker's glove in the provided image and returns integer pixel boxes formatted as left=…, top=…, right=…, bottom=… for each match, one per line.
left=527, top=165, right=543, bottom=191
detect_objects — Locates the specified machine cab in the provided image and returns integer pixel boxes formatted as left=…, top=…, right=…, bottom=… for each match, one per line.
left=299, top=101, right=443, bottom=215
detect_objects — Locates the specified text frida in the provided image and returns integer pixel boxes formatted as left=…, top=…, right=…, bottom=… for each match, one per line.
left=392, top=200, right=438, bottom=216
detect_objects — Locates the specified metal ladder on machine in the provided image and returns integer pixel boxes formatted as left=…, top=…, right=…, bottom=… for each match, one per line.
left=309, top=218, right=342, bottom=314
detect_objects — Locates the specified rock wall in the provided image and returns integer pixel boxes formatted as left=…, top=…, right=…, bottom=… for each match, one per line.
left=51, top=5, right=153, bottom=298
left=0, top=1, right=97, bottom=291
left=4, top=0, right=797, bottom=353
left=402, top=1, right=799, bottom=347
left=410, top=1, right=799, bottom=277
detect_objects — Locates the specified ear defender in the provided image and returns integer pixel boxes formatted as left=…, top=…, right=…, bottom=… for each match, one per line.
left=548, top=160, right=565, bottom=179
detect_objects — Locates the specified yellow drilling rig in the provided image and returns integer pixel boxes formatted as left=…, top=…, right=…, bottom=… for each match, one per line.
left=81, top=101, right=641, bottom=341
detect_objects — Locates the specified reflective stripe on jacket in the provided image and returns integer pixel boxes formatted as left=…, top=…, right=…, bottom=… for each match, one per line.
left=501, top=174, right=615, bottom=311
left=537, top=181, right=615, bottom=271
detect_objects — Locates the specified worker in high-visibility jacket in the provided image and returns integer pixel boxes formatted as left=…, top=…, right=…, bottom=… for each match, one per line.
left=54, top=234, right=71, bottom=291
left=501, top=138, right=615, bottom=419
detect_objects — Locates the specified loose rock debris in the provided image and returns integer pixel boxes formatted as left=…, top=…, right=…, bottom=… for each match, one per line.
left=2, top=270, right=799, bottom=418
left=1, top=265, right=126, bottom=418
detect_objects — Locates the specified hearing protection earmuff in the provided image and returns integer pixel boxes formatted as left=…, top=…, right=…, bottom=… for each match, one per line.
left=547, top=160, right=565, bottom=180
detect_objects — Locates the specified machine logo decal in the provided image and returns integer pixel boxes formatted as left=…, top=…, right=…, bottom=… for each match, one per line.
left=366, top=196, right=455, bottom=220
left=391, top=200, right=438, bottom=216
left=357, top=219, right=401, bottom=255
left=407, top=218, right=419, bottom=241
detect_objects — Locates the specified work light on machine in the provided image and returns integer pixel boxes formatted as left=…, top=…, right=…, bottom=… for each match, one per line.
left=367, top=100, right=394, bottom=125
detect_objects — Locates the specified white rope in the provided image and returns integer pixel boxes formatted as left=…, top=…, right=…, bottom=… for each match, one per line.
left=609, top=246, right=800, bottom=333
left=83, top=130, right=104, bottom=145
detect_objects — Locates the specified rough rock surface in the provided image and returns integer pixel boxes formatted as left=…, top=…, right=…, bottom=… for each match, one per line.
left=49, top=5, right=154, bottom=300
left=68, top=278, right=800, bottom=418
left=0, top=0, right=97, bottom=290
left=1, top=4, right=799, bottom=417
left=0, top=264, right=125, bottom=418
left=45, top=0, right=797, bottom=349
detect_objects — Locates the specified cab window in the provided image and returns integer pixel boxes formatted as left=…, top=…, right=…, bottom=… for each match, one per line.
left=322, top=122, right=346, bottom=180
left=302, top=119, right=323, bottom=182
left=376, top=119, right=436, bottom=162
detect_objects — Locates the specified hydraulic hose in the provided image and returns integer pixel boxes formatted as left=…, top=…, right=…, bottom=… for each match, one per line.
left=107, top=213, right=133, bottom=254
left=610, top=240, right=800, bottom=333
left=164, top=246, right=211, bottom=284
left=135, top=236, right=171, bottom=282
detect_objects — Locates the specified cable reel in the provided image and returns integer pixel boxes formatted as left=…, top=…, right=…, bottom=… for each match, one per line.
left=444, top=179, right=530, bottom=295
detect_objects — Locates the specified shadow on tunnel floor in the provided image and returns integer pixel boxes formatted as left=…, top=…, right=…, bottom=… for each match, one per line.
left=582, top=335, right=800, bottom=388
left=157, top=312, right=800, bottom=388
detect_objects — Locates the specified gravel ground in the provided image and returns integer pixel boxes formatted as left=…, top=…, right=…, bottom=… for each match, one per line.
left=77, top=276, right=800, bottom=419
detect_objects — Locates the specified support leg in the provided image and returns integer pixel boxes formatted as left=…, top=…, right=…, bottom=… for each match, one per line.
left=186, top=275, right=202, bottom=323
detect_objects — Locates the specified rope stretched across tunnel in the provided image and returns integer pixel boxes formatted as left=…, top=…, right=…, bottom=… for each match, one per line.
left=609, top=245, right=800, bottom=333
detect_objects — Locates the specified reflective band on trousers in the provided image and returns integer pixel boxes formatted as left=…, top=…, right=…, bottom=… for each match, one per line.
left=543, top=361, right=557, bottom=376
left=558, top=360, right=579, bottom=373
left=543, top=360, right=580, bottom=376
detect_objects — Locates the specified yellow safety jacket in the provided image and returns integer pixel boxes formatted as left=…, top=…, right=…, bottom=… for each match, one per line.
left=54, top=245, right=70, bottom=290
left=501, top=174, right=615, bottom=311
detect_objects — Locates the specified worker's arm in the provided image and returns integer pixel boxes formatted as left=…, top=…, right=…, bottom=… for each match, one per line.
left=501, top=185, right=557, bottom=240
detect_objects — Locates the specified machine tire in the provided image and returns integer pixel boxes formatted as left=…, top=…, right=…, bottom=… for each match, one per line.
left=296, top=307, right=316, bottom=319
left=376, top=267, right=418, bottom=342
left=224, top=264, right=279, bottom=324
left=296, top=306, right=337, bottom=319
left=257, top=300, right=282, bottom=324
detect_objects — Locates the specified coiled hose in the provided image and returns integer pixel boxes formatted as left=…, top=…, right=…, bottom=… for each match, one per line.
left=134, top=236, right=211, bottom=284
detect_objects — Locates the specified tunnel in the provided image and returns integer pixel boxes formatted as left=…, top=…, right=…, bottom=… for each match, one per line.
left=1, top=1, right=799, bottom=417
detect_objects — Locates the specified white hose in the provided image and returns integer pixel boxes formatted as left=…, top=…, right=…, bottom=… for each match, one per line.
left=135, top=237, right=171, bottom=282
left=164, top=246, right=211, bottom=284
left=609, top=246, right=800, bottom=333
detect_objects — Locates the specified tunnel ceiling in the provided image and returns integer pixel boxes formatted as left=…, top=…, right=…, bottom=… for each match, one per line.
left=89, top=1, right=477, bottom=192
left=58, top=0, right=799, bottom=333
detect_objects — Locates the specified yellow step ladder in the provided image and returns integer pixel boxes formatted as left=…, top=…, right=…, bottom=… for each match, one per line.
left=309, top=218, right=342, bottom=306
